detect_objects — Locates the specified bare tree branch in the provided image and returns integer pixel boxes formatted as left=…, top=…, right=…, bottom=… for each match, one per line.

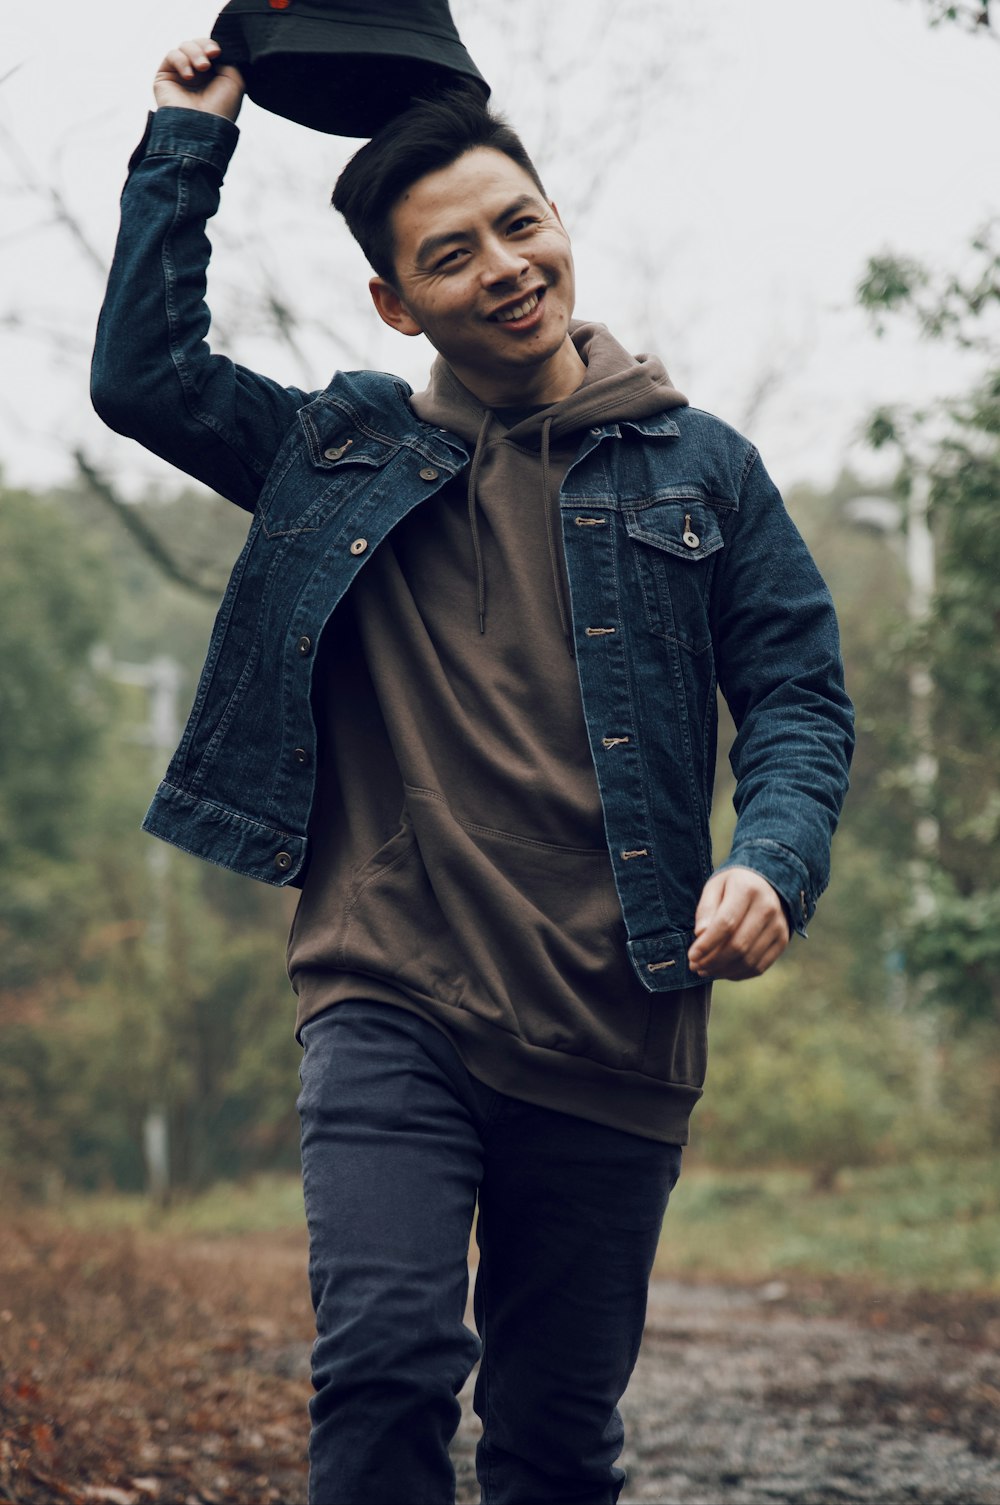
left=916, top=0, right=998, bottom=39
left=0, top=115, right=108, bottom=279
left=74, top=449, right=228, bottom=601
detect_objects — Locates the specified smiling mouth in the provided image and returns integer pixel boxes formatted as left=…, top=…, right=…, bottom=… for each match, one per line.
left=491, top=288, right=544, bottom=323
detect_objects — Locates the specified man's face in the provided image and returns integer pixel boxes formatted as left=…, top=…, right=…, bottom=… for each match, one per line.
left=369, top=147, right=583, bottom=408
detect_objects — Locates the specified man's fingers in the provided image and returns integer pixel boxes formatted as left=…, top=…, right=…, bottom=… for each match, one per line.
left=154, top=39, right=243, bottom=120
left=692, top=913, right=761, bottom=976
left=694, top=922, right=785, bottom=980
left=688, top=867, right=791, bottom=979
left=692, top=871, right=726, bottom=935
left=690, top=880, right=751, bottom=963
left=160, top=39, right=221, bottom=82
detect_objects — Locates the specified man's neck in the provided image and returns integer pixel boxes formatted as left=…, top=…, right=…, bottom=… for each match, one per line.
left=450, top=339, right=586, bottom=410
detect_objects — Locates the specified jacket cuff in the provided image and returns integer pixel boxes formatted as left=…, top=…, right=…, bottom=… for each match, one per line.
left=128, top=107, right=240, bottom=175
left=714, top=840, right=817, bottom=937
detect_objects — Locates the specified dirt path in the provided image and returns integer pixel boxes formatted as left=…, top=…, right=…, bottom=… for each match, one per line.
left=444, top=1278, right=1000, bottom=1504
left=2, top=1224, right=998, bottom=1504
left=623, top=1280, right=1000, bottom=1503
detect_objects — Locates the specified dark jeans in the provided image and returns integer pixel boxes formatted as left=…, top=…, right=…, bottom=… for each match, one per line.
left=297, top=1002, right=682, bottom=1505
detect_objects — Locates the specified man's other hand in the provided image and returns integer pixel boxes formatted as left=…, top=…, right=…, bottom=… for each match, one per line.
left=687, top=867, right=791, bottom=981
left=154, top=39, right=244, bottom=122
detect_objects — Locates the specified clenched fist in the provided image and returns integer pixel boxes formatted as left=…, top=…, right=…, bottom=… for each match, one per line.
left=687, top=866, right=791, bottom=981
left=154, top=38, right=244, bottom=121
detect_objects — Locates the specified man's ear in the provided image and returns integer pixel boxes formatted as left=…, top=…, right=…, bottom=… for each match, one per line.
left=369, top=277, right=423, bottom=338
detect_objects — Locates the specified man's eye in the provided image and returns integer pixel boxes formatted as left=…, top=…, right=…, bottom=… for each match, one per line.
left=435, top=249, right=466, bottom=270
left=509, top=217, right=538, bottom=234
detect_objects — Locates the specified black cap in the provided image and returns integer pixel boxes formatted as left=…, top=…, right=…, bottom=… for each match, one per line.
left=211, top=0, right=490, bottom=138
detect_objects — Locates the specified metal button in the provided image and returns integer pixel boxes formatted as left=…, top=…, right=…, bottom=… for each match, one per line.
left=274, top=851, right=293, bottom=873
left=419, top=466, right=439, bottom=482
left=297, top=635, right=312, bottom=656
left=323, top=440, right=353, bottom=461
left=349, top=538, right=368, bottom=556
left=293, top=747, right=308, bottom=765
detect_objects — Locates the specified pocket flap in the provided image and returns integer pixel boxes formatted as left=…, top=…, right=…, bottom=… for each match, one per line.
left=625, top=500, right=724, bottom=562
left=298, top=401, right=394, bottom=472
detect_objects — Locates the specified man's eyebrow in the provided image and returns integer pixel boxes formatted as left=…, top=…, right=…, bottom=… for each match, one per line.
left=414, top=194, right=543, bottom=268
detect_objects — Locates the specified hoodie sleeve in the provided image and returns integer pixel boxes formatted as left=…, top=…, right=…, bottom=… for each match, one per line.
left=90, top=108, right=315, bottom=512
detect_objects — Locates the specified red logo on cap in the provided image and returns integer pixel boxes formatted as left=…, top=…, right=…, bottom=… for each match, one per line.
left=269, top=0, right=291, bottom=8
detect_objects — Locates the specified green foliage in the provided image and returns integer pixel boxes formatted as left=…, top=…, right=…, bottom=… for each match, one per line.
left=856, top=227, right=1000, bottom=1026
left=858, top=223, right=1000, bottom=352
left=857, top=255, right=929, bottom=334
left=0, top=480, right=296, bottom=1198
left=692, top=960, right=995, bottom=1188
left=658, top=1155, right=1000, bottom=1289
left=48, top=1173, right=306, bottom=1236
left=0, top=490, right=114, bottom=985
left=0, top=491, right=109, bottom=847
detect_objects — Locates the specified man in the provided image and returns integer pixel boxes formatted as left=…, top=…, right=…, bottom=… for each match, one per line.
left=92, top=36, right=854, bottom=1505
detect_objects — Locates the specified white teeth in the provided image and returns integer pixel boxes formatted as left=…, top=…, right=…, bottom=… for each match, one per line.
left=495, top=292, right=540, bottom=322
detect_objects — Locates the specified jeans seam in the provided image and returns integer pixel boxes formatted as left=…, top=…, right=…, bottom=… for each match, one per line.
left=477, top=1217, right=493, bottom=1504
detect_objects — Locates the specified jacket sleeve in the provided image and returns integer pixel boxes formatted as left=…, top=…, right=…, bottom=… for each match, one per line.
left=711, top=448, right=855, bottom=934
left=90, top=108, right=314, bottom=512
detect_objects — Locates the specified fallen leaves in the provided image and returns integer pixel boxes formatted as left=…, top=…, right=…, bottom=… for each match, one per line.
left=0, top=1218, right=312, bottom=1505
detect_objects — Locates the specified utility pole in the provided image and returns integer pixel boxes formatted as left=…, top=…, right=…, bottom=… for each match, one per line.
left=845, top=472, right=938, bottom=980
left=93, top=648, right=182, bottom=1205
left=903, top=471, right=938, bottom=918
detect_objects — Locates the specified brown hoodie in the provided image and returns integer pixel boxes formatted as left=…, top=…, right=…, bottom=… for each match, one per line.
left=287, top=323, right=710, bottom=1143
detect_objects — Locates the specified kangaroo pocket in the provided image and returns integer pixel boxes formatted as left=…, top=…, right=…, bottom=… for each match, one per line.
left=399, top=785, right=654, bottom=1072
left=337, top=815, right=469, bottom=1009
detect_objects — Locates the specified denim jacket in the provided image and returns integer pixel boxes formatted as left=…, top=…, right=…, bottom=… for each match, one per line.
left=91, top=108, right=854, bottom=994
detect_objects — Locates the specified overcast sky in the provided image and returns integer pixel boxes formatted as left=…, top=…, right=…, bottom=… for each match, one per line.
left=1, top=0, right=997, bottom=495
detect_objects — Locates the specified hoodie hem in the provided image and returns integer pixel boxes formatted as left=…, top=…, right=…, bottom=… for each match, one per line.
left=293, top=975, right=700, bottom=1145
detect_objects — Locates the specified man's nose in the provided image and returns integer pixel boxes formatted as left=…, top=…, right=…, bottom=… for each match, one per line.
left=480, top=238, right=530, bottom=286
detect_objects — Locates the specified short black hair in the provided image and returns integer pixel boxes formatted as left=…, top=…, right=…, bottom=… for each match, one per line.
left=332, top=84, right=547, bottom=285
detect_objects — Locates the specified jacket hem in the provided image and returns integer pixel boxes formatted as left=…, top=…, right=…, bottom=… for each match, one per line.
left=142, top=780, right=307, bottom=887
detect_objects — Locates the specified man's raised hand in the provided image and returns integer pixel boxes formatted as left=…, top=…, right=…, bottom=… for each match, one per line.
left=154, top=39, right=244, bottom=121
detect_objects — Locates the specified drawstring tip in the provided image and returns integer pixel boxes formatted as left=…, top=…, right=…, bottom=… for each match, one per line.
left=479, top=612, right=486, bottom=635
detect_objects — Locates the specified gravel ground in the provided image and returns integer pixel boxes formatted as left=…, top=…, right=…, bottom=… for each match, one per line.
left=8, top=1223, right=998, bottom=1503
left=441, top=1278, right=1000, bottom=1505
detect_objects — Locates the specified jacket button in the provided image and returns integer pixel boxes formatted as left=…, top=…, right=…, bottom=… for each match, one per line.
left=683, top=530, right=700, bottom=549
left=293, top=747, right=308, bottom=765
left=419, top=466, right=439, bottom=481
left=349, top=537, right=368, bottom=556
left=274, top=851, right=293, bottom=873
left=297, top=635, right=312, bottom=656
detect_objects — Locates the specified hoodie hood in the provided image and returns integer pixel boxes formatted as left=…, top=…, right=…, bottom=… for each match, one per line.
left=410, top=322, right=688, bottom=647
left=411, top=318, right=687, bottom=444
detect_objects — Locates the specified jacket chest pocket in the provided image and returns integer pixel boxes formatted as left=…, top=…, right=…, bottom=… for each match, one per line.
left=624, top=499, right=724, bottom=654
left=258, top=408, right=396, bottom=538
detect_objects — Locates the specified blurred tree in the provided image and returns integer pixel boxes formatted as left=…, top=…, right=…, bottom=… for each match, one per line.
left=0, top=486, right=112, bottom=987
left=857, top=224, right=1000, bottom=1024
left=0, top=481, right=298, bottom=1197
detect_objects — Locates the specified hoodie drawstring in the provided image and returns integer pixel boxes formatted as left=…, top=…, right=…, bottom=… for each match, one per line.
left=466, top=410, right=575, bottom=656
left=467, top=410, right=492, bottom=635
